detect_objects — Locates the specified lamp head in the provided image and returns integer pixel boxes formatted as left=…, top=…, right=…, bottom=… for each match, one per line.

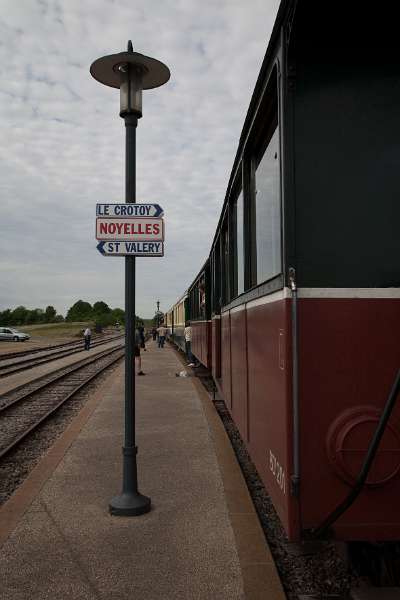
left=90, top=41, right=170, bottom=118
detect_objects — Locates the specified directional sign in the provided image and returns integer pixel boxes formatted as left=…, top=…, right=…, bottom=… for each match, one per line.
left=96, top=203, right=164, bottom=218
left=96, top=217, right=164, bottom=241
left=97, top=241, right=164, bottom=257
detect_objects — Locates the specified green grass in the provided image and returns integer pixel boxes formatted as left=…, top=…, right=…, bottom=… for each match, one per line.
left=20, top=322, right=93, bottom=339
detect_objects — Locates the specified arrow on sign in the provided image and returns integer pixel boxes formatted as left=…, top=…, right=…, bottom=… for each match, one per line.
left=150, top=204, right=163, bottom=218
left=97, top=242, right=106, bottom=255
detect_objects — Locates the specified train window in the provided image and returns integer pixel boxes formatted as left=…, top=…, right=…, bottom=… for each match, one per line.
left=254, top=125, right=281, bottom=284
left=194, top=286, right=199, bottom=319
left=213, top=241, right=221, bottom=313
left=199, top=276, right=206, bottom=319
left=210, top=254, right=215, bottom=314
left=221, top=219, right=230, bottom=305
left=235, top=191, right=244, bottom=296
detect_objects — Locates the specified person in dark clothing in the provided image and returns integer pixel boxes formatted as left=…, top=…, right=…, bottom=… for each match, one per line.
left=135, top=328, right=145, bottom=375
left=138, top=326, right=146, bottom=351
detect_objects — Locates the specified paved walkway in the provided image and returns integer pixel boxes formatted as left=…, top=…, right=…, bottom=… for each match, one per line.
left=0, top=341, right=284, bottom=600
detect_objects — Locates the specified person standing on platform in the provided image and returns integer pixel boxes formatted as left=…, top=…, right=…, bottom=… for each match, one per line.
left=184, top=322, right=195, bottom=367
left=138, top=325, right=146, bottom=351
left=84, top=327, right=91, bottom=350
left=157, top=324, right=166, bottom=348
left=135, top=328, right=145, bottom=375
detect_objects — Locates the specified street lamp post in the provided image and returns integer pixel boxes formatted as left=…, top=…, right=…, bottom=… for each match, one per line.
left=90, top=42, right=170, bottom=516
left=156, top=300, right=160, bottom=327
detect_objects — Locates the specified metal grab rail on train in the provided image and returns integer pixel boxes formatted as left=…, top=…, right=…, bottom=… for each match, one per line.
left=311, top=368, right=400, bottom=539
left=289, top=267, right=300, bottom=498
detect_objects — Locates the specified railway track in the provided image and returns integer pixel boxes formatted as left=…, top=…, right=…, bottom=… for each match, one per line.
left=0, top=344, right=124, bottom=461
left=0, top=332, right=123, bottom=362
left=0, top=334, right=124, bottom=378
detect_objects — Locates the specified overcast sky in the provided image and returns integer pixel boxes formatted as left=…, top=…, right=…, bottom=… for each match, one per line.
left=0, top=0, right=280, bottom=319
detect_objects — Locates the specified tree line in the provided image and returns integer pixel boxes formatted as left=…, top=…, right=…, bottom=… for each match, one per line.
left=0, top=300, right=125, bottom=328
left=65, top=300, right=125, bottom=327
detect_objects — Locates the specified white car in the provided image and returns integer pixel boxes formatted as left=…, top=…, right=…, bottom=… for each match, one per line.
left=0, top=327, right=31, bottom=342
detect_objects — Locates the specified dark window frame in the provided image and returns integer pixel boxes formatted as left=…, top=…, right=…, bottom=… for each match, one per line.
left=231, top=185, right=245, bottom=299
left=246, top=65, right=282, bottom=290
left=211, top=240, right=221, bottom=316
left=189, top=266, right=211, bottom=322
left=221, top=214, right=230, bottom=305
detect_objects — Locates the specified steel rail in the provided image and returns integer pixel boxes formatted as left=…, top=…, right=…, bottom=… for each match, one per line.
left=0, top=341, right=125, bottom=405
left=0, top=347, right=125, bottom=460
left=0, top=344, right=124, bottom=414
left=0, top=335, right=124, bottom=378
left=0, top=333, right=123, bottom=363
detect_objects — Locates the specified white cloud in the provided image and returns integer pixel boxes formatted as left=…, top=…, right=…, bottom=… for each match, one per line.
left=0, top=0, right=280, bottom=317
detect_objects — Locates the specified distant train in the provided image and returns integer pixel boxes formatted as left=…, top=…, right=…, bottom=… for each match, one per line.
left=166, top=0, right=400, bottom=543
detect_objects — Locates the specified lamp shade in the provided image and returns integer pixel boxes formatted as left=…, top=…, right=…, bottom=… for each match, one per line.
left=90, top=50, right=170, bottom=90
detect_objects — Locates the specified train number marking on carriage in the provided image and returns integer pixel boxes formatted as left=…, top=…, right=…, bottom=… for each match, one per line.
left=269, top=450, right=286, bottom=495
left=96, top=217, right=164, bottom=241
left=96, top=203, right=164, bottom=218
left=96, top=241, right=164, bottom=257
left=278, top=329, right=285, bottom=370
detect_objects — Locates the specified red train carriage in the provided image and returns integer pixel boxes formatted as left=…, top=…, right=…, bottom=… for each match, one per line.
left=176, top=0, right=400, bottom=543
left=188, top=264, right=212, bottom=369
left=212, top=0, right=400, bottom=542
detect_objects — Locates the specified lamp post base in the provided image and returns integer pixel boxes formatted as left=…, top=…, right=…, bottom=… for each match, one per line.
left=109, top=492, right=151, bottom=516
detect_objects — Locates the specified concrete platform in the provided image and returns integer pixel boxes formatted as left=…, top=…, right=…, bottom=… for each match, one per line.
left=0, top=341, right=285, bottom=600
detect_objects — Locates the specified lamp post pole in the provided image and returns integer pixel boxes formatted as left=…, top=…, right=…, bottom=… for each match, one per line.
left=90, top=41, right=170, bottom=516
left=117, top=109, right=149, bottom=515
left=110, top=72, right=150, bottom=515
left=157, top=300, right=160, bottom=327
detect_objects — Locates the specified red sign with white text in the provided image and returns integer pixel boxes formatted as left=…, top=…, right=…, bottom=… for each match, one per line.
left=96, top=217, right=164, bottom=241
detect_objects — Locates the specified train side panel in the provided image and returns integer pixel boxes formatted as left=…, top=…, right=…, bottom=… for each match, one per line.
left=191, top=321, right=212, bottom=369
left=246, top=295, right=296, bottom=537
left=212, top=316, right=221, bottom=380
left=230, top=307, right=249, bottom=443
left=247, top=297, right=299, bottom=538
left=215, top=294, right=297, bottom=537
left=221, top=312, right=232, bottom=410
left=299, top=296, right=400, bottom=540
